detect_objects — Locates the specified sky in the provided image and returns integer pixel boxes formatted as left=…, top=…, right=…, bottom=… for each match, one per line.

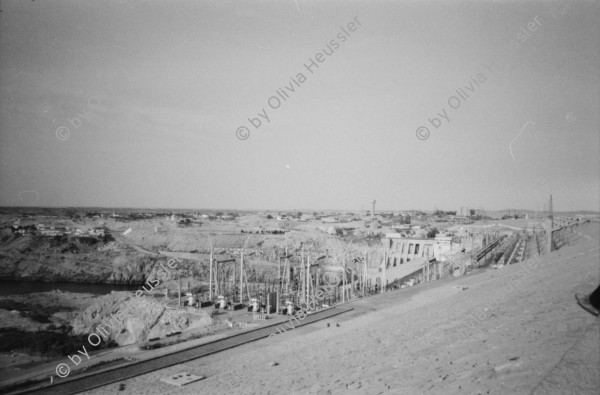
left=0, top=0, right=598, bottom=212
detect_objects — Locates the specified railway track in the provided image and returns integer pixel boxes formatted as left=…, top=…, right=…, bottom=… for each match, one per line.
left=19, top=307, right=352, bottom=395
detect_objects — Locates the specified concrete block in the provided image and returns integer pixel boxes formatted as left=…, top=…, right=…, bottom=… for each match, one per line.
left=160, top=372, right=206, bottom=387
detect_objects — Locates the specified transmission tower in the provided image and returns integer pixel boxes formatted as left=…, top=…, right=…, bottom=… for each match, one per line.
left=549, top=194, right=553, bottom=228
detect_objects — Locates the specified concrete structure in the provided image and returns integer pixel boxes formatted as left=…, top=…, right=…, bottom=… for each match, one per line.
left=365, top=257, right=430, bottom=290
left=363, top=234, right=465, bottom=290
left=383, top=234, right=459, bottom=263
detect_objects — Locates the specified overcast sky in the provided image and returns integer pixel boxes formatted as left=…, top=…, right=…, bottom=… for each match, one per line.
left=1, top=0, right=598, bottom=212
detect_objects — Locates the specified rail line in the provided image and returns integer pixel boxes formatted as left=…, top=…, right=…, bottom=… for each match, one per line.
left=18, top=307, right=352, bottom=395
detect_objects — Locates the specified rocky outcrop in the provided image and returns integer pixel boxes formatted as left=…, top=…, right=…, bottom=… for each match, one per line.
left=70, top=292, right=213, bottom=346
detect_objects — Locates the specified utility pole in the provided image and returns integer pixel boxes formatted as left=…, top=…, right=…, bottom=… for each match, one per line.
left=547, top=194, right=554, bottom=252
left=209, top=237, right=213, bottom=300
left=358, top=257, right=362, bottom=294
left=209, top=253, right=213, bottom=300
left=364, top=252, right=368, bottom=296
left=549, top=194, right=554, bottom=228
left=342, top=260, right=346, bottom=303
left=300, top=248, right=305, bottom=305
left=306, top=253, right=310, bottom=306
left=232, top=256, right=236, bottom=298
left=284, top=242, right=289, bottom=293
left=277, top=253, right=281, bottom=314
left=240, top=249, right=244, bottom=304
left=381, top=251, right=387, bottom=294
left=214, top=260, right=218, bottom=296
left=240, top=236, right=250, bottom=305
